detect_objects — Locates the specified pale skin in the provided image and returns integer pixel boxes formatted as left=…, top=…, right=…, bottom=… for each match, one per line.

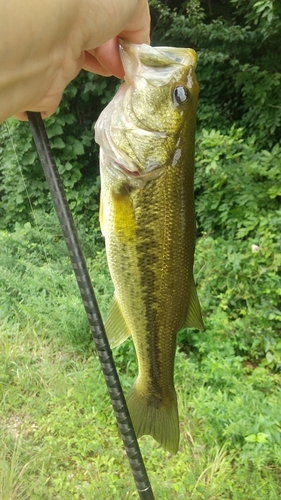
left=0, top=0, right=150, bottom=123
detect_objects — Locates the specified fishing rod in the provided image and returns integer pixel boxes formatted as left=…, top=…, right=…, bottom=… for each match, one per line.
left=27, top=111, right=155, bottom=500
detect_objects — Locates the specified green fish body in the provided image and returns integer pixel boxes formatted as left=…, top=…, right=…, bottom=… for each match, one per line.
left=95, top=42, right=203, bottom=454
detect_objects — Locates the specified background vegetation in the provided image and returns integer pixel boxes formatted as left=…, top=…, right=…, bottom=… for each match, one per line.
left=0, top=0, right=281, bottom=498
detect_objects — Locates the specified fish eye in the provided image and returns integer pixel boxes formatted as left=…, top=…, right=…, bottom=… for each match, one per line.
left=173, top=85, right=190, bottom=106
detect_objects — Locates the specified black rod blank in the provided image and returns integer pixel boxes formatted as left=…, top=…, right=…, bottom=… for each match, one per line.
left=27, top=111, right=155, bottom=500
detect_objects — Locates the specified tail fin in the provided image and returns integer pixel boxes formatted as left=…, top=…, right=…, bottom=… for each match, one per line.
left=126, top=379, right=179, bottom=454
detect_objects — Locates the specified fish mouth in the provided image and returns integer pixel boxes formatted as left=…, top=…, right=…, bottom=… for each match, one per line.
left=119, top=39, right=197, bottom=86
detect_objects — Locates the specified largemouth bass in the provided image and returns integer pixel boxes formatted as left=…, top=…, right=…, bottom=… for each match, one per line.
left=95, top=41, right=203, bottom=454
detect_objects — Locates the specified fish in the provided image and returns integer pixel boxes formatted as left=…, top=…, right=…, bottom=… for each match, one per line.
left=94, top=41, right=203, bottom=454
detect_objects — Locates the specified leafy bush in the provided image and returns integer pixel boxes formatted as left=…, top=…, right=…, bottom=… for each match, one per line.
left=191, top=234, right=281, bottom=365
left=194, top=127, right=281, bottom=239
left=0, top=72, right=117, bottom=228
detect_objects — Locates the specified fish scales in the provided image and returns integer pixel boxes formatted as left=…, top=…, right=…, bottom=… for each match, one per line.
left=95, top=41, right=203, bottom=453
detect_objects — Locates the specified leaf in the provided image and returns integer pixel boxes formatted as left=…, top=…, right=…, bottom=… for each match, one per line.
left=47, top=123, right=63, bottom=138
left=52, top=137, right=65, bottom=149
left=73, top=141, right=84, bottom=156
left=245, top=432, right=268, bottom=443
left=266, top=352, right=274, bottom=364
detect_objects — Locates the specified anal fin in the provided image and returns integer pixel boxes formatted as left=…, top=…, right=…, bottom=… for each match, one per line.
left=105, top=295, right=131, bottom=348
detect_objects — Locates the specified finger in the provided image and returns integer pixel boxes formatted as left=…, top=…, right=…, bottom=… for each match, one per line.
left=83, top=0, right=150, bottom=49
left=84, top=38, right=124, bottom=79
left=83, top=52, right=114, bottom=77
left=13, top=108, right=59, bottom=121
left=12, top=112, right=30, bottom=121
left=119, top=0, right=151, bottom=45
left=13, top=94, right=63, bottom=121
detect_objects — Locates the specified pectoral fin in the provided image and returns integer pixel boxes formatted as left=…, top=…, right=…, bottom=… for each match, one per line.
left=105, top=295, right=131, bottom=347
left=184, top=281, right=204, bottom=331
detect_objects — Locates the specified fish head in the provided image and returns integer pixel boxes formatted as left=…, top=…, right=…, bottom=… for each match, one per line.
left=95, top=41, right=199, bottom=186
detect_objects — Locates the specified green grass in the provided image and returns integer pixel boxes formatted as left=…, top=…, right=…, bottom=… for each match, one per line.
left=1, top=221, right=281, bottom=499
left=1, top=321, right=281, bottom=499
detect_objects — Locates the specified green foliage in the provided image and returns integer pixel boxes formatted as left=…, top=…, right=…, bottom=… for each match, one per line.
left=0, top=210, right=109, bottom=350
left=1, top=316, right=281, bottom=498
left=0, top=72, right=117, bottom=228
left=194, top=127, right=281, bottom=239
left=0, top=2, right=281, bottom=496
left=0, top=434, right=30, bottom=500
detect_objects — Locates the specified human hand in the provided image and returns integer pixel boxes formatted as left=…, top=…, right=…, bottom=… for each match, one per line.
left=0, top=0, right=150, bottom=122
